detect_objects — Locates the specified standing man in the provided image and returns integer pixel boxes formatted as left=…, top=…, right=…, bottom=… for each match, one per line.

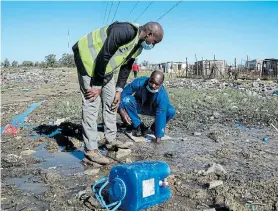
left=72, top=21, right=164, bottom=165
left=132, top=62, right=140, bottom=79
left=118, top=71, right=175, bottom=143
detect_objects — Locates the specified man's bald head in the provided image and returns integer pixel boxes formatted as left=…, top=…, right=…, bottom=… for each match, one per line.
left=139, top=22, right=164, bottom=47
left=147, top=70, right=164, bottom=92
left=142, top=22, right=164, bottom=42
left=151, top=70, right=164, bottom=83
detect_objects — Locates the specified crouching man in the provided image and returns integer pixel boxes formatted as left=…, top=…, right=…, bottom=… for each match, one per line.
left=118, top=70, right=175, bottom=143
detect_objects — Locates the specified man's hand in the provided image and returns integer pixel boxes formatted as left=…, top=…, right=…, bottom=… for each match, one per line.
left=111, top=91, right=121, bottom=112
left=85, top=87, right=101, bottom=100
left=119, top=109, right=131, bottom=125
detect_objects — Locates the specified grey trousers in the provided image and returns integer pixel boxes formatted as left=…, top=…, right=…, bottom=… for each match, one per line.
left=77, top=72, right=117, bottom=151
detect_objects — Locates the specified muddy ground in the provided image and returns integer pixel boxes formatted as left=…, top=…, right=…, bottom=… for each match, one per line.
left=1, top=68, right=278, bottom=211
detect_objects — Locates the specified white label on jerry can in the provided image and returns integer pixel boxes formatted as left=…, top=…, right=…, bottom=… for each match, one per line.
left=142, top=178, right=155, bottom=198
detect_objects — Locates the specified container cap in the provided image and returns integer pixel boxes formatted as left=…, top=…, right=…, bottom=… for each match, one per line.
left=110, top=178, right=126, bottom=201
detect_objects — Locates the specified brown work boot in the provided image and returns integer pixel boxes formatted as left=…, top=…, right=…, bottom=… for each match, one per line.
left=106, top=140, right=133, bottom=150
left=84, top=149, right=111, bottom=165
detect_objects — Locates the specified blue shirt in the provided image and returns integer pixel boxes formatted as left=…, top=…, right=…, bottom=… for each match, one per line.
left=120, top=76, right=171, bottom=138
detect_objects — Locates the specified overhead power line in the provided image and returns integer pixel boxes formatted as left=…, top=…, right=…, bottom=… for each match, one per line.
left=134, top=1, right=154, bottom=22
left=112, top=1, right=121, bottom=22
left=103, top=1, right=109, bottom=25
left=106, top=1, right=114, bottom=24
left=156, top=0, right=183, bottom=21
left=128, top=1, right=139, bottom=19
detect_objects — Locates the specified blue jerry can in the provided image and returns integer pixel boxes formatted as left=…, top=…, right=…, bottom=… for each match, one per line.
left=92, top=161, right=171, bottom=211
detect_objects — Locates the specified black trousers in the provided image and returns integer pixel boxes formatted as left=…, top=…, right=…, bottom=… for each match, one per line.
left=133, top=71, right=138, bottom=78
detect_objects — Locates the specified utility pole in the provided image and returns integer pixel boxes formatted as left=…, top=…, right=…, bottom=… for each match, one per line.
left=68, top=29, right=70, bottom=53
left=186, top=57, right=188, bottom=78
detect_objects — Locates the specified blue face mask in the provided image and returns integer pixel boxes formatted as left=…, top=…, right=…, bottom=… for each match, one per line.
left=141, top=41, right=153, bottom=50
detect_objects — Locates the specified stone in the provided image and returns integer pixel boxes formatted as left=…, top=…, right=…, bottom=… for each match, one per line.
left=20, top=149, right=36, bottom=156
left=208, top=180, right=223, bottom=189
left=125, top=158, right=132, bottom=163
left=84, top=168, right=100, bottom=176
left=116, top=149, right=132, bottom=159
left=54, top=118, right=67, bottom=125
left=181, top=137, right=188, bottom=141
left=4, top=154, right=22, bottom=163
left=212, top=111, right=220, bottom=118
left=194, top=132, right=202, bottom=136
left=45, top=171, right=60, bottom=182
left=198, top=163, right=227, bottom=176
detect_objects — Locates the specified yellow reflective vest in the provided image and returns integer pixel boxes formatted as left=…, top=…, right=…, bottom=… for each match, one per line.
left=77, top=22, right=143, bottom=77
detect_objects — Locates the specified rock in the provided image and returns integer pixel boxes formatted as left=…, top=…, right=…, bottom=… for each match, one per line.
left=203, top=209, right=216, bottom=211
left=208, top=180, right=223, bottom=189
left=116, top=149, right=132, bottom=159
left=198, top=163, right=227, bottom=176
left=210, top=79, right=219, bottom=84
left=231, top=105, right=238, bottom=109
left=164, top=152, right=174, bottom=158
left=212, top=111, right=220, bottom=118
left=125, top=158, right=133, bottom=163
left=194, top=132, right=202, bottom=136
left=67, top=190, right=87, bottom=205
left=15, top=136, right=22, bottom=140
left=45, top=171, right=60, bottom=182
left=252, top=82, right=259, bottom=88
left=84, top=168, right=100, bottom=176
left=4, top=154, right=22, bottom=163
left=54, top=118, right=67, bottom=125
left=207, top=132, right=222, bottom=143
left=20, top=149, right=36, bottom=156
left=71, top=138, right=82, bottom=148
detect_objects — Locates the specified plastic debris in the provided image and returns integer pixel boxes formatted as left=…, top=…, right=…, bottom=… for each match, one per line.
left=2, top=124, right=19, bottom=135
left=263, top=137, right=269, bottom=143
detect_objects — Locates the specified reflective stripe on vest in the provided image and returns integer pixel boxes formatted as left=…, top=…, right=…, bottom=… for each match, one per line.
left=78, top=22, right=142, bottom=77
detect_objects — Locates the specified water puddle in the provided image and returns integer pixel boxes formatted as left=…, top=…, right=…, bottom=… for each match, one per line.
left=33, top=143, right=85, bottom=177
left=6, top=176, right=48, bottom=195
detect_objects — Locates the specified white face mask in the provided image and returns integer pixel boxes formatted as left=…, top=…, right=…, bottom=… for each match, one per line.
left=146, top=85, right=159, bottom=93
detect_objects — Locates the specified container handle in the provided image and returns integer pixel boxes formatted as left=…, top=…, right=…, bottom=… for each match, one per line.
left=92, top=176, right=122, bottom=211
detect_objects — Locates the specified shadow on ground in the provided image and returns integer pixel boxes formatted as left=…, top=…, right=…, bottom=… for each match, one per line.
left=32, top=122, right=131, bottom=160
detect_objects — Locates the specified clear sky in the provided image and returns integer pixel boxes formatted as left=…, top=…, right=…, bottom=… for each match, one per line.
left=1, top=1, right=278, bottom=65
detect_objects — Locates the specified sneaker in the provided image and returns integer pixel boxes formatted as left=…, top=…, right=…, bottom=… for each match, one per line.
left=106, top=140, right=133, bottom=150
left=84, top=149, right=111, bottom=165
left=132, top=125, right=143, bottom=137
left=133, top=122, right=148, bottom=137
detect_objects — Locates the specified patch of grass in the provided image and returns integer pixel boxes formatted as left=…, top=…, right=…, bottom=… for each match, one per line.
left=168, top=86, right=278, bottom=131
left=53, top=94, right=82, bottom=120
